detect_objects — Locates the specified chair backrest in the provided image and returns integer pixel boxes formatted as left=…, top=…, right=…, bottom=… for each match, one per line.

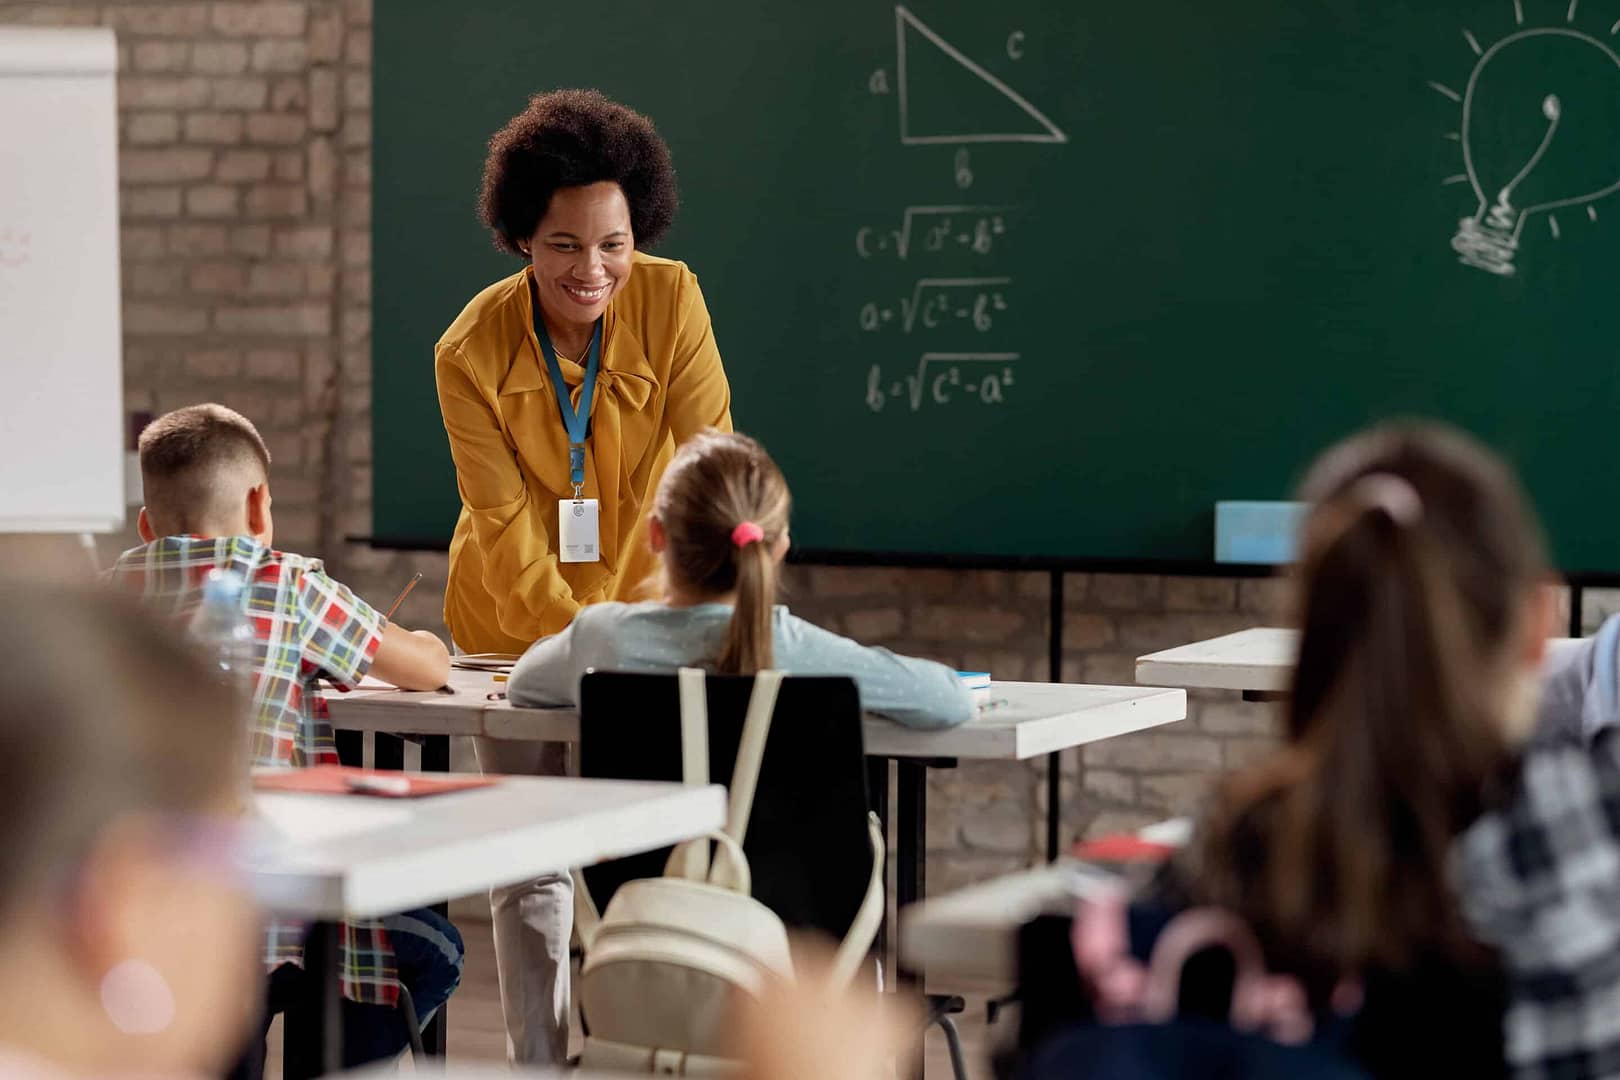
left=578, top=670, right=871, bottom=942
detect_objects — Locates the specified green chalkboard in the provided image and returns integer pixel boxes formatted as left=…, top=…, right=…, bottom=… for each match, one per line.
left=374, top=1, right=1620, bottom=573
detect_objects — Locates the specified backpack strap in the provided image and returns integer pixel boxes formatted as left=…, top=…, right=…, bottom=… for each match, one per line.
left=722, top=669, right=783, bottom=846
left=674, top=666, right=714, bottom=881
left=827, top=811, right=886, bottom=985
left=668, top=669, right=783, bottom=892
left=702, top=670, right=781, bottom=892
left=661, top=829, right=752, bottom=895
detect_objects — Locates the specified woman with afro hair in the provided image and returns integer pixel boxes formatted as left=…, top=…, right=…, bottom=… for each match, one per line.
left=433, top=89, right=732, bottom=1064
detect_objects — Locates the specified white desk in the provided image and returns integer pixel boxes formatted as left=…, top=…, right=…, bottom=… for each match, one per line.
left=325, top=669, right=1187, bottom=762
left=250, top=775, right=726, bottom=919
left=900, top=862, right=1097, bottom=983
left=900, top=818, right=1190, bottom=983
left=247, top=776, right=725, bottom=1072
left=1135, top=627, right=1298, bottom=694
left=1136, top=627, right=1584, bottom=695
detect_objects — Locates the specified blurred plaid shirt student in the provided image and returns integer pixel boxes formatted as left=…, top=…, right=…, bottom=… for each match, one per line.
left=109, top=534, right=399, bottom=1002
left=108, top=404, right=458, bottom=1077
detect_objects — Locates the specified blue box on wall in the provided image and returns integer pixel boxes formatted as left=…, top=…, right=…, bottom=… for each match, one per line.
left=1215, top=501, right=1309, bottom=564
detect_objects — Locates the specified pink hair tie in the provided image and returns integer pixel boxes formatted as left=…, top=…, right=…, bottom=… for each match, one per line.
left=731, top=521, right=765, bottom=548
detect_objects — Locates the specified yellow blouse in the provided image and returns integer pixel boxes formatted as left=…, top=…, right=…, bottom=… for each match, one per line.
left=435, top=253, right=733, bottom=653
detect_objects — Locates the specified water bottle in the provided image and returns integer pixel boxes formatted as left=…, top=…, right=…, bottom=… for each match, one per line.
left=190, top=568, right=256, bottom=701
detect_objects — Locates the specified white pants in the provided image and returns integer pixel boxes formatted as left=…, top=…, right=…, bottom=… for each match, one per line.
left=473, top=736, right=574, bottom=1065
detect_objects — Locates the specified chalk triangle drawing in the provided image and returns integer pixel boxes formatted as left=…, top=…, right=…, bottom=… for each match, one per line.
left=896, top=5, right=1067, bottom=145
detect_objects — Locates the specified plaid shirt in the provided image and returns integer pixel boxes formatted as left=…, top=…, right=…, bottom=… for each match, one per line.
left=109, top=535, right=397, bottom=1005
left=1453, top=729, right=1620, bottom=1079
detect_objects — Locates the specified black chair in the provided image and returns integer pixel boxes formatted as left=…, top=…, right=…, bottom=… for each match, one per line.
left=578, top=670, right=875, bottom=948
left=577, top=670, right=970, bottom=1080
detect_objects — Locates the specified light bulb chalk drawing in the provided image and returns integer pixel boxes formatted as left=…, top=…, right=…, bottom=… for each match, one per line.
left=1438, top=24, right=1620, bottom=276
left=894, top=6, right=1066, bottom=144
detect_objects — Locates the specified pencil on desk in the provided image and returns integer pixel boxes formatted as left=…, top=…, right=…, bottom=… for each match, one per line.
left=383, top=571, right=423, bottom=620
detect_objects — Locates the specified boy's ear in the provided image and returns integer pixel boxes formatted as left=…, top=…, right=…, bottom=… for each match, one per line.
left=136, top=507, right=156, bottom=543
left=647, top=515, right=667, bottom=554
left=246, top=482, right=272, bottom=540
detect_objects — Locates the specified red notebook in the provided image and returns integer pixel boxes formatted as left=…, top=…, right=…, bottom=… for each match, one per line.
left=1072, top=833, right=1178, bottom=864
left=253, top=764, right=498, bottom=798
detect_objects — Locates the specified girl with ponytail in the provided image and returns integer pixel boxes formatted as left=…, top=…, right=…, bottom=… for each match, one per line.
left=1067, top=423, right=1604, bottom=1078
left=508, top=431, right=972, bottom=730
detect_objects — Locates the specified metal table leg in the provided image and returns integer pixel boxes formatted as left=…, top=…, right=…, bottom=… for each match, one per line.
left=421, top=733, right=451, bottom=1057
left=865, top=757, right=892, bottom=972
left=306, top=920, right=342, bottom=1076
left=345, top=729, right=452, bottom=1059
left=1046, top=570, right=1065, bottom=861
left=335, top=728, right=364, bottom=768
left=892, top=758, right=963, bottom=1080
left=373, top=732, right=403, bottom=771
left=895, top=758, right=927, bottom=968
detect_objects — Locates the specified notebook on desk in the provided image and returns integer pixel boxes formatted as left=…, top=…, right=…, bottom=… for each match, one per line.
left=959, top=671, right=992, bottom=708
left=253, top=764, right=497, bottom=798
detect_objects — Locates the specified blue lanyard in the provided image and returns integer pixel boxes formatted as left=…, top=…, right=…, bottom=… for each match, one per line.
left=533, top=300, right=602, bottom=497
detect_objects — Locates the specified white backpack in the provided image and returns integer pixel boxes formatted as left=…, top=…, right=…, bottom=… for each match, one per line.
left=575, top=668, right=886, bottom=1075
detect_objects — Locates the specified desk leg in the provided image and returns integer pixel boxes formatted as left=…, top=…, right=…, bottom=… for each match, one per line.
left=866, top=758, right=892, bottom=972
left=373, top=733, right=403, bottom=771
left=1045, top=753, right=1062, bottom=861
left=335, top=729, right=364, bottom=768
left=350, top=732, right=450, bottom=1058
left=420, top=734, right=451, bottom=1057
left=895, top=759, right=926, bottom=948
left=1046, top=569, right=1066, bottom=862
left=422, top=734, right=450, bottom=773
left=305, top=920, right=342, bottom=1077
left=896, top=760, right=925, bottom=1080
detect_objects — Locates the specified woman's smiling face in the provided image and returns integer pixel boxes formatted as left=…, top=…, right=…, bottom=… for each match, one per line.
left=528, top=181, right=635, bottom=339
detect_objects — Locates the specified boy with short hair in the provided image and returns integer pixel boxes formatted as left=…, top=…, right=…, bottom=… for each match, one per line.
left=109, top=403, right=459, bottom=1077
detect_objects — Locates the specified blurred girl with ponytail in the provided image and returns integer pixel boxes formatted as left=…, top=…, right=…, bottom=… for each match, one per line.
left=1065, top=423, right=1620, bottom=1078
left=508, top=431, right=972, bottom=730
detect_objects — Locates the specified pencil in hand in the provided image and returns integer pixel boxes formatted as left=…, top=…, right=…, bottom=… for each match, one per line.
left=384, top=571, right=424, bottom=621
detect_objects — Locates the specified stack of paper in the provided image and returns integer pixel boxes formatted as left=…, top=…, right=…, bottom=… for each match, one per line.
left=451, top=652, right=521, bottom=673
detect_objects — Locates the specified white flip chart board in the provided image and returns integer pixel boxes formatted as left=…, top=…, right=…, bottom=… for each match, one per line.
left=0, top=27, right=122, bottom=533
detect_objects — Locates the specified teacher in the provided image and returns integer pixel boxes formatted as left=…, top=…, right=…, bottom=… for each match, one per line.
left=433, top=90, right=732, bottom=1065
left=437, top=88, right=733, bottom=655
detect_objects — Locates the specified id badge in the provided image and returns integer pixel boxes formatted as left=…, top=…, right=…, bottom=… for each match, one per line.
left=559, top=498, right=600, bottom=563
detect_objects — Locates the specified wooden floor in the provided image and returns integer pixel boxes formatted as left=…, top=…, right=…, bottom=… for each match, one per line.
left=265, top=914, right=1006, bottom=1078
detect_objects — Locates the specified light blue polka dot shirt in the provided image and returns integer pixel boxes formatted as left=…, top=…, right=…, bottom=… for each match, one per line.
left=507, top=601, right=974, bottom=730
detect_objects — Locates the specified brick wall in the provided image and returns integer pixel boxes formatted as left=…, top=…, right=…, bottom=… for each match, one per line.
left=4, top=0, right=371, bottom=566
left=9, top=0, right=1620, bottom=896
left=772, top=567, right=1293, bottom=889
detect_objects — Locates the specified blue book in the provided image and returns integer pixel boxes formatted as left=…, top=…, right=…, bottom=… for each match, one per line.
left=1214, top=501, right=1308, bottom=564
